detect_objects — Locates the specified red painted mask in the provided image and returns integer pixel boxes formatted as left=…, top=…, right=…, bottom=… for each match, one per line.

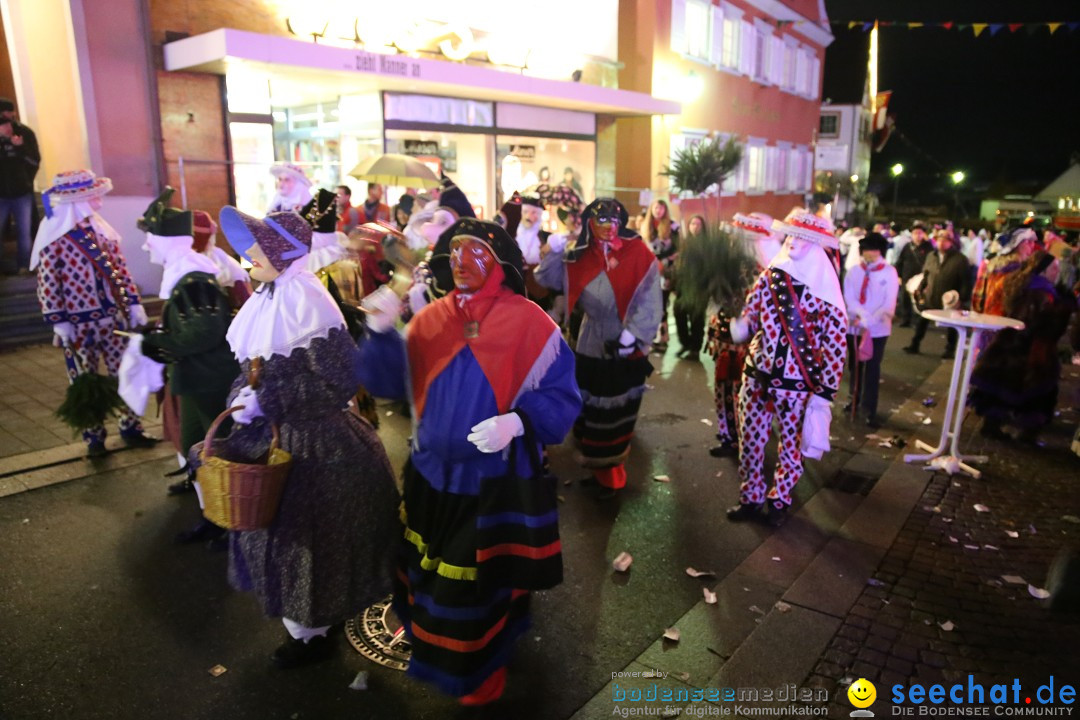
left=450, top=236, right=496, bottom=293
left=590, top=215, right=619, bottom=245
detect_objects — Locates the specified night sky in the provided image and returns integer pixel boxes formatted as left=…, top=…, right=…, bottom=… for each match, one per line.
left=824, top=0, right=1080, bottom=200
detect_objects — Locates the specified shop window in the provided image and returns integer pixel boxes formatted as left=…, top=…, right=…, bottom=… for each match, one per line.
left=384, top=94, right=493, bottom=128
left=496, top=135, right=595, bottom=230
left=819, top=113, right=840, bottom=138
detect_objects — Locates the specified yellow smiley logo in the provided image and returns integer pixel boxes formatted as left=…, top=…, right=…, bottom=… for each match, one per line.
left=847, top=678, right=877, bottom=708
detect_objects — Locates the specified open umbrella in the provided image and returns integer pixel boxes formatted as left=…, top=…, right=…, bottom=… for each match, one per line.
left=347, top=153, right=441, bottom=189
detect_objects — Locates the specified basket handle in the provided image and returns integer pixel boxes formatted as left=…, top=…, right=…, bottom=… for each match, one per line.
left=201, top=405, right=281, bottom=459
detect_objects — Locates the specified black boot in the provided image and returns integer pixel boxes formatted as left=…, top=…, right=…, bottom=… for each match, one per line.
left=766, top=502, right=790, bottom=528
left=175, top=518, right=226, bottom=545
left=122, top=431, right=160, bottom=448
left=725, top=502, right=763, bottom=522
left=709, top=442, right=738, bottom=458
left=271, top=634, right=334, bottom=669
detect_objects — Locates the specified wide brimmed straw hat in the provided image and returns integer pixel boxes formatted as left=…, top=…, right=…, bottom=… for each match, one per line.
left=772, top=210, right=839, bottom=250
left=269, top=163, right=312, bottom=187
left=42, top=169, right=112, bottom=218
left=732, top=212, right=775, bottom=235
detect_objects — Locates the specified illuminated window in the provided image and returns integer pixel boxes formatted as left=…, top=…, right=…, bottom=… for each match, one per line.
left=685, top=0, right=710, bottom=60
left=720, top=5, right=742, bottom=70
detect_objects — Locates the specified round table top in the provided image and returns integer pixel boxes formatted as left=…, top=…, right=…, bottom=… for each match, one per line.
left=921, top=309, right=1025, bottom=331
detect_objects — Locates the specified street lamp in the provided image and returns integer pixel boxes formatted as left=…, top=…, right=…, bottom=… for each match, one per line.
left=951, top=170, right=965, bottom=185
left=890, top=163, right=904, bottom=223
left=950, top=171, right=966, bottom=217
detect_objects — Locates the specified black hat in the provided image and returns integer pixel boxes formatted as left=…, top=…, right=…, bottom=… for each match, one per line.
left=0, top=98, right=13, bottom=112
left=859, top=232, right=890, bottom=254
left=137, top=187, right=193, bottom=237
left=437, top=175, right=476, bottom=219
left=395, top=194, right=416, bottom=216
left=520, top=195, right=544, bottom=209
left=568, top=198, right=635, bottom=260
left=911, top=221, right=926, bottom=231
left=301, top=188, right=339, bottom=234
left=497, top=192, right=523, bottom=237
left=428, top=218, right=525, bottom=297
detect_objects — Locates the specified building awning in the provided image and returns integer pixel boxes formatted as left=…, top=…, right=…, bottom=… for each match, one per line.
left=164, top=30, right=680, bottom=118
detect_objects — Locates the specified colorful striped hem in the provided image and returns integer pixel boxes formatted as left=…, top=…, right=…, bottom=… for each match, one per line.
left=403, top=526, right=478, bottom=581
left=476, top=540, right=562, bottom=562
left=475, top=509, right=559, bottom=529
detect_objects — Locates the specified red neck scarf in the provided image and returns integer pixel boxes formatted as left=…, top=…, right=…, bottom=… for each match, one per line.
left=566, top=237, right=657, bottom=323
left=859, top=262, right=885, bottom=304
left=407, top=264, right=558, bottom=422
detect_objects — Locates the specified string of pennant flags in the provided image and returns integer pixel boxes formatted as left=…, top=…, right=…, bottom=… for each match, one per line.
left=835, top=20, right=1080, bottom=37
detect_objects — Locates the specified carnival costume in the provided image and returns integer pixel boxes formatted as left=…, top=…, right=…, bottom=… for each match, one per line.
left=31, top=170, right=155, bottom=456
left=972, top=227, right=1037, bottom=317
left=728, top=211, right=847, bottom=526
left=535, top=198, right=663, bottom=494
left=216, top=207, right=399, bottom=668
left=358, top=218, right=581, bottom=703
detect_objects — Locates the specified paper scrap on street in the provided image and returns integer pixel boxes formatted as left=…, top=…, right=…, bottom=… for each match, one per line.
left=939, top=621, right=955, bottom=632
left=686, top=567, right=716, bottom=578
left=557, top=495, right=565, bottom=503
left=866, top=578, right=885, bottom=587
left=865, top=434, right=882, bottom=440
left=385, top=410, right=394, bottom=417
left=1062, top=515, right=1080, bottom=524
left=663, top=627, right=681, bottom=642
left=653, top=474, right=671, bottom=483
left=208, top=665, right=227, bottom=677
left=703, top=588, right=717, bottom=604
left=700, top=418, right=713, bottom=426
left=922, top=418, right=932, bottom=425
left=1006, top=530, right=1019, bottom=538
left=348, top=671, right=369, bottom=690
left=715, top=470, right=723, bottom=478
left=771, top=556, right=781, bottom=562
left=1028, top=585, right=1051, bottom=600
left=749, top=605, right=765, bottom=615
left=612, top=552, right=633, bottom=572
left=984, top=545, right=999, bottom=551
left=1002, top=574, right=1027, bottom=585
left=949, top=536, right=958, bottom=543
left=973, top=504, right=990, bottom=513
left=963, top=544, right=980, bottom=550
left=774, top=601, right=792, bottom=613
left=675, top=672, right=690, bottom=683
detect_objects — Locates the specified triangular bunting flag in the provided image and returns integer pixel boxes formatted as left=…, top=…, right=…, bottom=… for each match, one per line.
left=973, top=23, right=988, bottom=37
left=1047, top=22, right=1062, bottom=34
left=862, top=21, right=874, bottom=32
left=989, top=24, right=1005, bottom=36
left=941, top=22, right=953, bottom=30
left=907, top=22, right=923, bottom=29
left=1008, top=23, right=1023, bottom=33
left=957, top=24, right=970, bottom=31
left=1025, top=24, right=1040, bottom=35
left=847, top=21, right=858, bottom=30
left=879, top=21, right=893, bottom=28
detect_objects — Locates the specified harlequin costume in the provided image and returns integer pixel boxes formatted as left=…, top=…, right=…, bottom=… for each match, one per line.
left=972, top=228, right=1037, bottom=317
left=727, top=210, right=847, bottom=527
left=30, top=170, right=155, bottom=456
left=706, top=213, right=782, bottom=458
left=358, top=219, right=581, bottom=703
left=216, top=207, right=400, bottom=668
left=535, top=198, right=663, bottom=494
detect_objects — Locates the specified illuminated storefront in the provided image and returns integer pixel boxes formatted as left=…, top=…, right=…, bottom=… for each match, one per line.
left=160, top=2, right=678, bottom=219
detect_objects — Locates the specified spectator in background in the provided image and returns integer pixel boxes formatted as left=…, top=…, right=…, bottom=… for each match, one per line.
left=904, top=228, right=970, bottom=359
left=335, top=185, right=362, bottom=235
left=894, top=222, right=933, bottom=327
left=359, top=182, right=390, bottom=224
left=0, top=98, right=41, bottom=275
left=961, top=228, right=984, bottom=285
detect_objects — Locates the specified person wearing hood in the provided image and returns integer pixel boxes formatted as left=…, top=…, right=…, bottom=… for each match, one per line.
left=357, top=218, right=581, bottom=705
left=705, top=212, right=783, bottom=458
left=31, top=169, right=156, bottom=457
left=727, top=210, right=848, bottom=527
left=134, top=190, right=240, bottom=541
left=267, top=164, right=313, bottom=214
left=842, top=232, right=898, bottom=428
left=401, top=177, right=477, bottom=316
left=535, top=198, right=663, bottom=497
left=972, top=227, right=1037, bottom=317
left=214, top=206, right=399, bottom=669
left=191, top=210, right=251, bottom=310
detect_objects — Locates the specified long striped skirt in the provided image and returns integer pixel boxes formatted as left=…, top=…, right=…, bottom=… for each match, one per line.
left=392, top=462, right=535, bottom=698
left=573, top=353, right=654, bottom=468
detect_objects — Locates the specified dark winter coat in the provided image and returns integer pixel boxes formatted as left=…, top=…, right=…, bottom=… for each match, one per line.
left=896, top=240, right=932, bottom=283
left=917, top=248, right=970, bottom=310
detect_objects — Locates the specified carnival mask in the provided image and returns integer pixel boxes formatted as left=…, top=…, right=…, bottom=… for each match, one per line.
left=247, top=242, right=282, bottom=284
left=590, top=214, right=619, bottom=244
left=785, top=236, right=812, bottom=261
left=450, top=236, right=496, bottom=293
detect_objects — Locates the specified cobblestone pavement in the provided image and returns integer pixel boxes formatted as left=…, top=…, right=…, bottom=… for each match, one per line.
left=806, top=365, right=1080, bottom=717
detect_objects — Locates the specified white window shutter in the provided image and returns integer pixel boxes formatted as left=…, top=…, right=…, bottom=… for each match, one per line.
left=769, top=36, right=784, bottom=85
left=739, top=21, right=754, bottom=76
left=671, top=0, right=688, bottom=54
left=810, top=55, right=821, bottom=99
left=710, top=4, right=724, bottom=67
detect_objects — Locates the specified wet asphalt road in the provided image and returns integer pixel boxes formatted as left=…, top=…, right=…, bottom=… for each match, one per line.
left=0, top=325, right=947, bottom=720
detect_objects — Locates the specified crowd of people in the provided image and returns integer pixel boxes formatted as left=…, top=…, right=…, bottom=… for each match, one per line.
left=18, top=156, right=1080, bottom=705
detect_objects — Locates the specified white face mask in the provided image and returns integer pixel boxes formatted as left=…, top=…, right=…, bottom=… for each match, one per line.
left=142, top=232, right=170, bottom=266
left=785, top=236, right=811, bottom=261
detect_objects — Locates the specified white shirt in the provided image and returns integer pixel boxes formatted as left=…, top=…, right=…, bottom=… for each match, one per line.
left=843, top=261, right=899, bottom=338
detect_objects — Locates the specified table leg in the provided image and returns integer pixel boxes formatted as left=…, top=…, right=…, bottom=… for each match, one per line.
left=904, top=325, right=968, bottom=464
left=951, top=328, right=987, bottom=464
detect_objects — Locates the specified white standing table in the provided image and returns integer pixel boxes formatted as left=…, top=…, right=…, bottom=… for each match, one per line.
left=903, top=309, right=1025, bottom=479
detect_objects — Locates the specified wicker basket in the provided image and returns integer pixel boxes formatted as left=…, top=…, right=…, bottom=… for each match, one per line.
left=197, top=405, right=292, bottom=531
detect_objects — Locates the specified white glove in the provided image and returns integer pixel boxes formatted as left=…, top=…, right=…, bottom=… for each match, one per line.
left=467, top=413, right=524, bottom=453
left=129, top=304, right=148, bottom=328
left=407, top=281, right=430, bottom=315
left=730, top=316, right=751, bottom=343
left=617, top=328, right=637, bottom=358
left=801, top=395, right=833, bottom=460
left=546, top=234, right=568, bottom=254
left=232, top=386, right=264, bottom=425
left=363, top=286, right=402, bottom=333
left=52, top=321, right=75, bottom=347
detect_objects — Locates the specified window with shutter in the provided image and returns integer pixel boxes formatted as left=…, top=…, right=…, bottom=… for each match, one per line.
left=686, top=0, right=711, bottom=59
left=670, top=0, right=688, bottom=54
left=709, top=4, right=725, bottom=67
left=809, top=55, right=821, bottom=99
